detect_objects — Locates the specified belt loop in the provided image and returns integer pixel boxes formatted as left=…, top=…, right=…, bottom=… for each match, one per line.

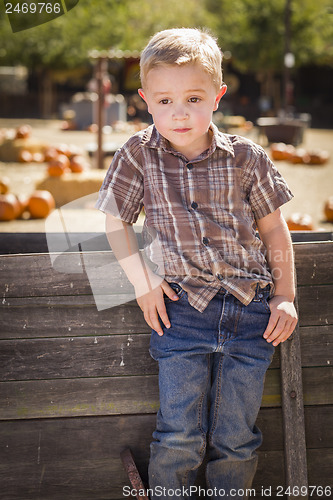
left=256, top=283, right=264, bottom=300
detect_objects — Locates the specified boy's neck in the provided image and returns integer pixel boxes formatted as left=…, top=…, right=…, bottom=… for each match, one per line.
left=164, top=126, right=214, bottom=161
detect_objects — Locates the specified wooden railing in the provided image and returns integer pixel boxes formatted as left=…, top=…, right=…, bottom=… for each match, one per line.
left=0, top=232, right=332, bottom=499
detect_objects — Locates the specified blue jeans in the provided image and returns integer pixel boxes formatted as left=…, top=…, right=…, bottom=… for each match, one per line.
left=149, top=284, right=274, bottom=500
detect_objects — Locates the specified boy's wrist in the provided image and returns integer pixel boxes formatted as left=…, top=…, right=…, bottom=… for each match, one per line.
left=132, top=269, right=164, bottom=298
left=272, top=291, right=295, bottom=302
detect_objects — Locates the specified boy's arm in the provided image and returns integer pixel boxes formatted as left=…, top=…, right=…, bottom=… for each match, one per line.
left=105, top=213, right=178, bottom=335
left=256, top=208, right=298, bottom=346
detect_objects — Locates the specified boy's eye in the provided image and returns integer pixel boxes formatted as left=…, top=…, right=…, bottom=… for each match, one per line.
left=189, top=97, right=201, bottom=103
left=160, top=99, right=171, bottom=104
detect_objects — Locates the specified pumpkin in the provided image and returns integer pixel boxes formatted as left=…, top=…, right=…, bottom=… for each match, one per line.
left=69, top=155, right=88, bottom=173
left=0, top=177, right=10, bottom=195
left=32, top=152, right=45, bottom=163
left=27, top=190, right=56, bottom=219
left=47, top=154, right=71, bottom=177
left=18, top=149, right=33, bottom=163
left=324, top=197, right=333, bottom=222
left=0, top=193, right=20, bottom=221
left=290, top=148, right=310, bottom=164
left=286, top=213, right=314, bottom=231
left=55, top=143, right=72, bottom=158
left=44, top=147, right=59, bottom=162
left=308, top=150, right=329, bottom=165
left=15, top=124, right=32, bottom=139
left=47, top=163, right=69, bottom=177
left=270, top=143, right=295, bottom=161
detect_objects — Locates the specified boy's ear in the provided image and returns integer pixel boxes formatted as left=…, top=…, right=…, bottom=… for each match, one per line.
left=138, top=88, right=147, bottom=103
left=214, top=84, right=227, bottom=111
left=138, top=88, right=151, bottom=114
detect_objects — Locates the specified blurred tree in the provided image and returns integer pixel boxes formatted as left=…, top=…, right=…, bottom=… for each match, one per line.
left=206, top=0, right=333, bottom=70
left=0, top=0, right=215, bottom=68
left=205, top=0, right=333, bottom=111
left=0, top=0, right=332, bottom=115
left=0, top=0, right=213, bottom=115
left=1, top=0, right=331, bottom=70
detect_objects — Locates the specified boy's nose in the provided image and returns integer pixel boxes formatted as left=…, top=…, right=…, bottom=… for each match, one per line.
left=172, top=104, right=188, bottom=120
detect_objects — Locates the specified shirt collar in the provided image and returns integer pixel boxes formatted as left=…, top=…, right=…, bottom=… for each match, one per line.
left=141, top=123, right=235, bottom=159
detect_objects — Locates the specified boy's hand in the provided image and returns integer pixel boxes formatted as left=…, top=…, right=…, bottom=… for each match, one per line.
left=136, top=280, right=179, bottom=336
left=263, top=295, right=298, bottom=346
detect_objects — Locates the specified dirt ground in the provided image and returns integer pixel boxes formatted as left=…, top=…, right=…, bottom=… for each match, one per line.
left=0, top=117, right=332, bottom=234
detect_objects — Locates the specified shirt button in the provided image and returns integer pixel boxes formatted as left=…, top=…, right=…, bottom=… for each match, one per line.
left=187, top=163, right=193, bottom=170
left=202, top=237, right=209, bottom=245
left=191, top=202, right=198, bottom=209
left=258, top=293, right=263, bottom=298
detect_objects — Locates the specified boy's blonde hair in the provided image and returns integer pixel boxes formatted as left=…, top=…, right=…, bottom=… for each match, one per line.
left=140, top=28, right=223, bottom=91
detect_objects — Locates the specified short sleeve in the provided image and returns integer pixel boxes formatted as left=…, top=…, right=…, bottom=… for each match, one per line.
left=95, top=145, right=144, bottom=224
left=249, top=149, right=294, bottom=220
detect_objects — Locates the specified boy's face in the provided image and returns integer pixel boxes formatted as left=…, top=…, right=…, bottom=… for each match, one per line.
left=139, top=63, right=226, bottom=160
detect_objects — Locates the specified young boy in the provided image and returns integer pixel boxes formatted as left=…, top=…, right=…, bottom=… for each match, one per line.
left=96, top=28, right=298, bottom=499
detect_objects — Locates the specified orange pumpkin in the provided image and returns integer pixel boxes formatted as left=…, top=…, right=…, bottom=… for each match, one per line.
left=55, top=143, right=72, bottom=158
left=15, top=124, right=32, bottom=139
left=47, top=163, right=68, bottom=177
left=69, top=155, right=88, bottom=173
left=324, top=197, right=333, bottom=222
left=308, top=150, right=329, bottom=165
left=0, top=193, right=20, bottom=221
left=54, top=154, right=70, bottom=168
left=270, top=143, right=295, bottom=161
left=27, top=190, right=56, bottom=219
left=44, top=147, right=59, bottom=162
left=286, top=213, right=314, bottom=231
left=0, top=177, right=10, bottom=195
left=290, top=148, right=310, bottom=164
left=18, top=149, right=33, bottom=163
left=47, top=154, right=71, bottom=177
left=32, top=152, right=45, bottom=163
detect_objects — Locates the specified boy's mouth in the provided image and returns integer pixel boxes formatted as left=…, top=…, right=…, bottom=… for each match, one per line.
left=173, top=128, right=191, bottom=133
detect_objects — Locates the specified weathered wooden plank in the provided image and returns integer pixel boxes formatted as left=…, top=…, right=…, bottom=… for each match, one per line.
left=0, top=375, right=160, bottom=420
left=0, top=407, right=331, bottom=461
left=298, top=285, right=333, bottom=326
left=1, top=291, right=332, bottom=342
left=1, top=240, right=332, bottom=300
left=0, top=412, right=331, bottom=474
left=0, top=449, right=331, bottom=500
left=280, top=317, right=308, bottom=495
left=0, top=230, right=330, bottom=256
left=0, top=231, right=145, bottom=255
left=294, top=242, right=333, bottom=286
left=291, top=231, right=333, bottom=243
left=0, top=297, right=149, bottom=339
left=0, top=409, right=331, bottom=500
left=1, top=367, right=332, bottom=421
left=299, top=325, right=333, bottom=367
left=0, top=232, right=108, bottom=255
left=0, top=231, right=331, bottom=256
left=0, top=252, right=135, bottom=298
left=0, top=334, right=157, bottom=381
left=271, top=325, right=333, bottom=369
left=1, top=326, right=332, bottom=381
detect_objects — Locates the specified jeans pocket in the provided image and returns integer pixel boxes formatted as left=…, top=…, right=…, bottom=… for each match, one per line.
left=261, top=296, right=271, bottom=313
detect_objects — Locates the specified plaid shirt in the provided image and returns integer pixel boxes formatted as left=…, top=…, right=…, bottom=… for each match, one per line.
left=96, top=123, right=293, bottom=312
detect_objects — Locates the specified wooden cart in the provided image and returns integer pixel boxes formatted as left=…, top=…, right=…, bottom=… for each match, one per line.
left=0, top=231, right=332, bottom=499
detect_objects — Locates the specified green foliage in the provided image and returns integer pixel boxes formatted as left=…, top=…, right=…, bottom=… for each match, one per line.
left=208, top=0, right=333, bottom=71
left=0, top=0, right=332, bottom=71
